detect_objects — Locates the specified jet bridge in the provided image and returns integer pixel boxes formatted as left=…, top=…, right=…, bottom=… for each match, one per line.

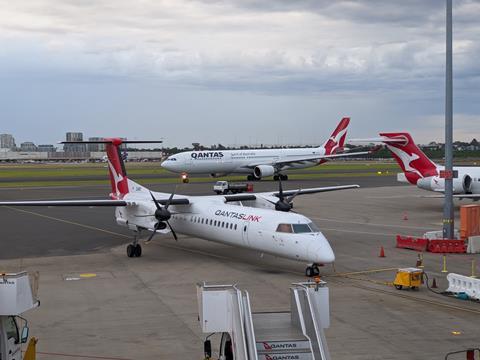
left=197, top=280, right=331, bottom=360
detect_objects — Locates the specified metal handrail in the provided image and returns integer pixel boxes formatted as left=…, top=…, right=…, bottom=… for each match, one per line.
left=445, top=348, right=480, bottom=359
left=242, top=291, right=258, bottom=360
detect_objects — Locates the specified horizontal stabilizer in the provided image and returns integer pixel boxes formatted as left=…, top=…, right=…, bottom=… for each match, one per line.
left=349, top=137, right=405, bottom=144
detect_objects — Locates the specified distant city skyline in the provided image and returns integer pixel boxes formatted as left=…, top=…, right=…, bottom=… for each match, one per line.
left=0, top=1, right=478, bottom=148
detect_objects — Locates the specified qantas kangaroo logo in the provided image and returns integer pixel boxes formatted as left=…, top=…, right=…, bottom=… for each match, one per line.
left=386, top=145, right=422, bottom=178
left=108, top=160, right=124, bottom=198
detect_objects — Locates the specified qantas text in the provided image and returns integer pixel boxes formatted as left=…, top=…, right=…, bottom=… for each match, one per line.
left=215, top=210, right=262, bottom=222
left=191, top=152, right=224, bottom=159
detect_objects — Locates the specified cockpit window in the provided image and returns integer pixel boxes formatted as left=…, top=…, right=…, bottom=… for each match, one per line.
left=168, top=158, right=177, bottom=161
left=292, top=224, right=312, bottom=233
left=308, top=222, right=320, bottom=233
left=276, top=223, right=293, bottom=233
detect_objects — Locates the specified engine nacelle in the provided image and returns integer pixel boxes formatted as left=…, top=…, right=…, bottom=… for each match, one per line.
left=253, top=165, right=275, bottom=179
left=417, top=175, right=472, bottom=194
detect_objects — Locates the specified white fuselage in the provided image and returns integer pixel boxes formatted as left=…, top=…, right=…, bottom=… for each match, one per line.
left=115, top=191, right=335, bottom=264
left=161, top=147, right=326, bottom=175
left=415, top=165, right=480, bottom=194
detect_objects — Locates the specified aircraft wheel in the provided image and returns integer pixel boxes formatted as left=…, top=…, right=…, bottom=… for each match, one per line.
left=305, top=266, right=314, bottom=277
left=127, top=244, right=135, bottom=258
left=312, top=265, right=320, bottom=276
left=394, top=284, right=403, bottom=290
left=273, top=175, right=279, bottom=181
left=280, top=174, right=288, bottom=181
left=134, top=244, right=142, bottom=257
left=247, top=174, right=254, bottom=181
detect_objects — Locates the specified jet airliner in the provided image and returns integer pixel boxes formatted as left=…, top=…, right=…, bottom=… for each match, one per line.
left=352, top=132, right=480, bottom=199
left=162, top=117, right=369, bottom=181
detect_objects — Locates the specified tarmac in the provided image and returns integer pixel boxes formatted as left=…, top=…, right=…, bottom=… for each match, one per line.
left=0, top=175, right=479, bottom=359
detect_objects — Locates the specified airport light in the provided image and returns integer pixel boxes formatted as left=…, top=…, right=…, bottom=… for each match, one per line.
left=443, top=0, right=454, bottom=239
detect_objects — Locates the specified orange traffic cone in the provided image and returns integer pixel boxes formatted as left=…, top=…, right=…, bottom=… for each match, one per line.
left=379, top=246, right=386, bottom=258
left=431, top=278, right=438, bottom=289
left=403, top=212, right=408, bottom=221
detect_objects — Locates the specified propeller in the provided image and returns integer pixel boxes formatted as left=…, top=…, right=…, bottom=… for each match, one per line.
left=273, top=178, right=299, bottom=212
left=144, top=190, right=178, bottom=243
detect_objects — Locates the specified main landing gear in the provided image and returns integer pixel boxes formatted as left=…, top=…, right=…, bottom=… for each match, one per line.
left=273, top=174, right=288, bottom=181
left=305, top=264, right=320, bottom=277
left=127, top=233, right=142, bottom=258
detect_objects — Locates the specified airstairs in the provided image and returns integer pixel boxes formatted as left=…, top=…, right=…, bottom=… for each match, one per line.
left=197, top=281, right=331, bottom=360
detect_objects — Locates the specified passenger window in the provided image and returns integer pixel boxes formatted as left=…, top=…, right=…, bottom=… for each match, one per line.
left=214, top=220, right=217, bottom=226
left=222, top=222, right=225, bottom=228
left=276, top=224, right=293, bottom=233
left=210, top=219, right=213, bottom=225
left=235, top=224, right=237, bottom=230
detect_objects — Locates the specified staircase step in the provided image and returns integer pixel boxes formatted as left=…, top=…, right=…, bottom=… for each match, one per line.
left=257, top=353, right=313, bottom=360
left=256, top=340, right=311, bottom=353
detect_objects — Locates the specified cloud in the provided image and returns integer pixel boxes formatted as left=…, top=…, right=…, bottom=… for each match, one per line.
left=0, top=0, right=478, bottom=96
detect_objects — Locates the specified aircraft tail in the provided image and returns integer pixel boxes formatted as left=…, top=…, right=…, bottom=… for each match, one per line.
left=378, top=132, right=439, bottom=184
left=61, top=138, right=162, bottom=199
left=322, top=117, right=350, bottom=155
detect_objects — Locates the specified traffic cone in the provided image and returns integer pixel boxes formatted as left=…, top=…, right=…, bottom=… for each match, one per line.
left=379, top=246, right=386, bottom=258
left=403, top=212, right=408, bottom=221
left=431, top=278, right=438, bottom=289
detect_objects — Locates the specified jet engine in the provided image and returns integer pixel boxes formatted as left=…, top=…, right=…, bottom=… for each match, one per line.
left=417, top=174, right=472, bottom=194
left=253, top=165, right=275, bottom=179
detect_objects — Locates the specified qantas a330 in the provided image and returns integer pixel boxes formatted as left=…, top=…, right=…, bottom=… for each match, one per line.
left=0, top=138, right=359, bottom=276
left=161, top=117, right=371, bottom=181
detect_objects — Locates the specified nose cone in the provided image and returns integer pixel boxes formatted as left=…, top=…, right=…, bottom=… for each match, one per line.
left=308, top=233, right=335, bottom=264
left=161, top=158, right=176, bottom=172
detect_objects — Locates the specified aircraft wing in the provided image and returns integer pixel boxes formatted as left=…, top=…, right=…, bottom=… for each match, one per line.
left=223, top=184, right=359, bottom=202
left=246, top=151, right=371, bottom=168
left=0, top=199, right=132, bottom=206
left=0, top=197, right=190, bottom=207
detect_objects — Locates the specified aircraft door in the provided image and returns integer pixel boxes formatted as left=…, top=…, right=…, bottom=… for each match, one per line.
left=241, top=222, right=249, bottom=246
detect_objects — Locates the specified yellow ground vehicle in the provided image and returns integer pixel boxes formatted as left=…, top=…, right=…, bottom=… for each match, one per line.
left=393, top=268, right=423, bottom=290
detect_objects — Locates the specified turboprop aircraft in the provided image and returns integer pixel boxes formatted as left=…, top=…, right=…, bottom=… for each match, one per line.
left=161, top=117, right=370, bottom=181
left=352, top=132, right=480, bottom=199
left=0, top=138, right=359, bottom=276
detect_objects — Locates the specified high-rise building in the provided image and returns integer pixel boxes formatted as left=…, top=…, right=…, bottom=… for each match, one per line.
left=64, top=132, right=86, bottom=152
left=0, top=134, right=16, bottom=150
left=87, top=137, right=105, bottom=152
left=20, top=142, right=37, bottom=152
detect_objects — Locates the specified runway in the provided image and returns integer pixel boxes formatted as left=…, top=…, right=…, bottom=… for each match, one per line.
left=1, top=176, right=479, bottom=359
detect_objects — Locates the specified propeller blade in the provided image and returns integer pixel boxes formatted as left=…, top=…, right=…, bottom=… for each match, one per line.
left=145, top=222, right=160, bottom=243
left=150, top=191, right=161, bottom=210
left=278, top=177, right=284, bottom=201
left=166, top=220, right=178, bottom=241
left=286, top=189, right=302, bottom=203
left=165, top=186, right=177, bottom=209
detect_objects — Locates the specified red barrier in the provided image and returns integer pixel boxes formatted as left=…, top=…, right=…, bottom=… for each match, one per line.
left=427, top=239, right=467, bottom=253
left=396, top=235, right=429, bottom=251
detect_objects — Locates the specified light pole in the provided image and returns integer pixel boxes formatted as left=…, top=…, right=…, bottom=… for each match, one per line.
left=442, top=0, right=454, bottom=239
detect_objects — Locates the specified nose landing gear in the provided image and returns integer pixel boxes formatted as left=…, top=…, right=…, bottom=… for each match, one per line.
left=305, top=264, right=320, bottom=277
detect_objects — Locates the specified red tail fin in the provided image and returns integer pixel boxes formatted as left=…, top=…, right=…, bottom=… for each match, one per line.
left=105, top=138, right=129, bottom=199
left=323, top=117, right=350, bottom=155
left=61, top=138, right=162, bottom=199
left=379, top=132, right=438, bottom=184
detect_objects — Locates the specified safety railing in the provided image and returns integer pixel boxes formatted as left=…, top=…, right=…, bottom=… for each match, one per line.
left=291, top=282, right=331, bottom=360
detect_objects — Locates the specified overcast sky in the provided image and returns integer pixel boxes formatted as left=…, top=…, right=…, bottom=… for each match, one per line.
left=0, top=0, right=478, bottom=148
